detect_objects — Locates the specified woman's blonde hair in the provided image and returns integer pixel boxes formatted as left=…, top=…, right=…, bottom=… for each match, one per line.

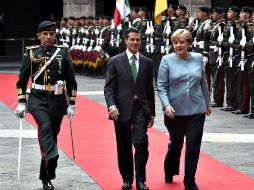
left=171, top=29, right=192, bottom=44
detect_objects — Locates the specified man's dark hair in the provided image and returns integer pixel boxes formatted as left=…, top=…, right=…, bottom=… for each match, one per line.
left=124, top=27, right=141, bottom=39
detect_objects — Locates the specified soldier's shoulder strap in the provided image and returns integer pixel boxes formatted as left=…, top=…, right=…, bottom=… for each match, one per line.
left=54, top=44, right=68, bottom=48
left=133, top=18, right=141, bottom=24
left=25, top=45, right=39, bottom=50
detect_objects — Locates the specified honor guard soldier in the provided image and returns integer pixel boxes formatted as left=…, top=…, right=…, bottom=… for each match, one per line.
left=15, top=21, right=77, bottom=190
left=137, top=7, right=148, bottom=55
left=152, top=17, right=164, bottom=87
left=161, top=5, right=177, bottom=54
left=174, top=5, right=188, bottom=30
left=192, top=6, right=212, bottom=98
left=243, top=7, right=254, bottom=118
left=232, top=7, right=252, bottom=114
left=59, top=17, right=68, bottom=45
left=221, top=6, right=240, bottom=111
left=209, top=7, right=226, bottom=107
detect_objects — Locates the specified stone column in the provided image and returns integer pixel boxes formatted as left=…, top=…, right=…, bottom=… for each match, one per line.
left=63, top=0, right=95, bottom=18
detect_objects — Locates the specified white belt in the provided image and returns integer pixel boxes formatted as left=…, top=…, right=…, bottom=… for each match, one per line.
left=196, top=41, right=204, bottom=49
left=32, top=83, right=55, bottom=91
left=210, top=45, right=218, bottom=52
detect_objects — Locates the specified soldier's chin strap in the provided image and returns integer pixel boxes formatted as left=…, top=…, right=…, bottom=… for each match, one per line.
left=33, top=48, right=61, bottom=82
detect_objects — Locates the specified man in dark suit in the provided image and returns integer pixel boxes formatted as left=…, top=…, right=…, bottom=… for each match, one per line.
left=104, top=27, right=155, bottom=190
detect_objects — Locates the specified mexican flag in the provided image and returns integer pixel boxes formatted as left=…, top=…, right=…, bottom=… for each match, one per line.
left=114, top=0, right=131, bottom=26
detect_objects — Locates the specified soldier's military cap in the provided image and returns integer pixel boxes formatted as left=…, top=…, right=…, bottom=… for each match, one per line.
left=61, top=17, right=68, bottom=22
left=68, top=16, right=75, bottom=20
left=139, top=7, right=148, bottom=13
left=198, top=6, right=211, bottom=13
left=177, top=5, right=187, bottom=11
left=87, top=16, right=94, bottom=19
left=241, top=6, right=252, bottom=13
left=213, top=7, right=225, bottom=13
left=103, top=16, right=112, bottom=20
left=228, top=6, right=240, bottom=13
left=80, top=16, right=87, bottom=20
left=131, top=7, right=139, bottom=12
left=37, top=21, right=56, bottom=32
left=169, top=4, right=177, bottom=10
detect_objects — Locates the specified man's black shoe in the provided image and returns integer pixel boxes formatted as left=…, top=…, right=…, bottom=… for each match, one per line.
left=122, top=182, right=132, bottom=190
left=222, top=106, right=235, bottom=111
left=185, top=182, right=199, bottom=190
left=243, top=113, right=252, bottom=117
left=136, top=182, right=149, bottom=190
left=232, top=109, right=244, bottom=114
left=248, top=114, right=254, bottom=119
left=42, top=180, right=54, bottom=190
left=165, top=176, right=173, bottom=183
left=210, top=103, right=223, bottom=107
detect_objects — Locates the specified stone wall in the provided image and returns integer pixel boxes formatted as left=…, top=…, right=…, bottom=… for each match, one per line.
left=179, top=0, right=211, bottom=17
left=63, top=0, right=95, bottom=18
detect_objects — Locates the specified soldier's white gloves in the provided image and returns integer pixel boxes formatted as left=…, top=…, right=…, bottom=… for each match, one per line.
left=217, top=35, right=223, bottom=43
left=117, top=24, right=122, bottom=31
left=67, top=105, right=76, bottom=118
left=228, top=36, right=234, bottom=44
left=240, top=38, right=246, bottom=47
left=203, top=56, right=208, bottom=66
left=16, top=103, right=26, bottom=118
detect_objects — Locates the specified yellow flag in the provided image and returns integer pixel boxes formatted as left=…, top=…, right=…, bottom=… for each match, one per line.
left=154, top=0, right=168, bottom=24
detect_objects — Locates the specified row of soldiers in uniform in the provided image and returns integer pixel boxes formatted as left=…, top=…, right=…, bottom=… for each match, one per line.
left=154, top=5, right=254, bottom=119
left=56, top=5, right=254, bottom=118
left=187, top=5, right=254, bottom=119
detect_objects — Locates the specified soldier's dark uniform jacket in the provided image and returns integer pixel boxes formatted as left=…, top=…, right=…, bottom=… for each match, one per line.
left=16, top=44, right=77, bottom=117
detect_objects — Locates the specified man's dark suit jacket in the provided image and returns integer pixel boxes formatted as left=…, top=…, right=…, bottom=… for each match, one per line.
left=104, top=51, right=155, bottom=122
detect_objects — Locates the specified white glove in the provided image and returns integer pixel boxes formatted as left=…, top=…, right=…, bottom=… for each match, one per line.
left=228, top=36, right=234, bottom=44
left=16, top=103, right=26, bottom=118
left=240, top=38, right=246, bottom=47
left=203, top=56, right=208, bottom=66
left=217, top=35, right=223, bottom=43
left=67, top=105, right=76, bottom=118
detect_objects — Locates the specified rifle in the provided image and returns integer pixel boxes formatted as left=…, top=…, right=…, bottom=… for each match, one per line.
left=145, top=21, right=151, bottom=53
left=110, top=19, right=116, bottom=47
left=239, top=27, right=246, bottom=71
left=149, top=20, right=154, bottom=53
left=228, top=25, right=234, bottom=68
left=115, top=24, right=122, bottom=48
left=162, top=20, right=171, bottom=54
left=217, top=25, right=223, bottom=67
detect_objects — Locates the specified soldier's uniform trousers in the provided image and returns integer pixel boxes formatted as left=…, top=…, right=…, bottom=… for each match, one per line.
left=223, top=52, right=234, bottom=108
left=247, top=54, right=254, bottom=115
left=29, top=92, right=65, bottom=182
left=249, top=70, right=254, bottom=115
left=235, top=60, right=250, bottom=113
left=209, top=51, right=220, bottom=104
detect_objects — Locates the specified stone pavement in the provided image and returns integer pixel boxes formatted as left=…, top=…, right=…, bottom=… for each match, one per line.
left=0, top=70, right=254, bottom=189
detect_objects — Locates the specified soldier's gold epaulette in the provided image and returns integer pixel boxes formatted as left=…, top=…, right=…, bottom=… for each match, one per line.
left=25, top=45, right=39, bottom=50
left=54, top=44, right=69, bottom=48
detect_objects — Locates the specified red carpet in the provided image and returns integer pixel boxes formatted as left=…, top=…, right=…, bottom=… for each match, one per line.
left=1, top=73, right=254, bottom=190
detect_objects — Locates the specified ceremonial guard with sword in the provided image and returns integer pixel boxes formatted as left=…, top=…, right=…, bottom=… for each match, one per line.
left=15, top=21, right=77, bottom=190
